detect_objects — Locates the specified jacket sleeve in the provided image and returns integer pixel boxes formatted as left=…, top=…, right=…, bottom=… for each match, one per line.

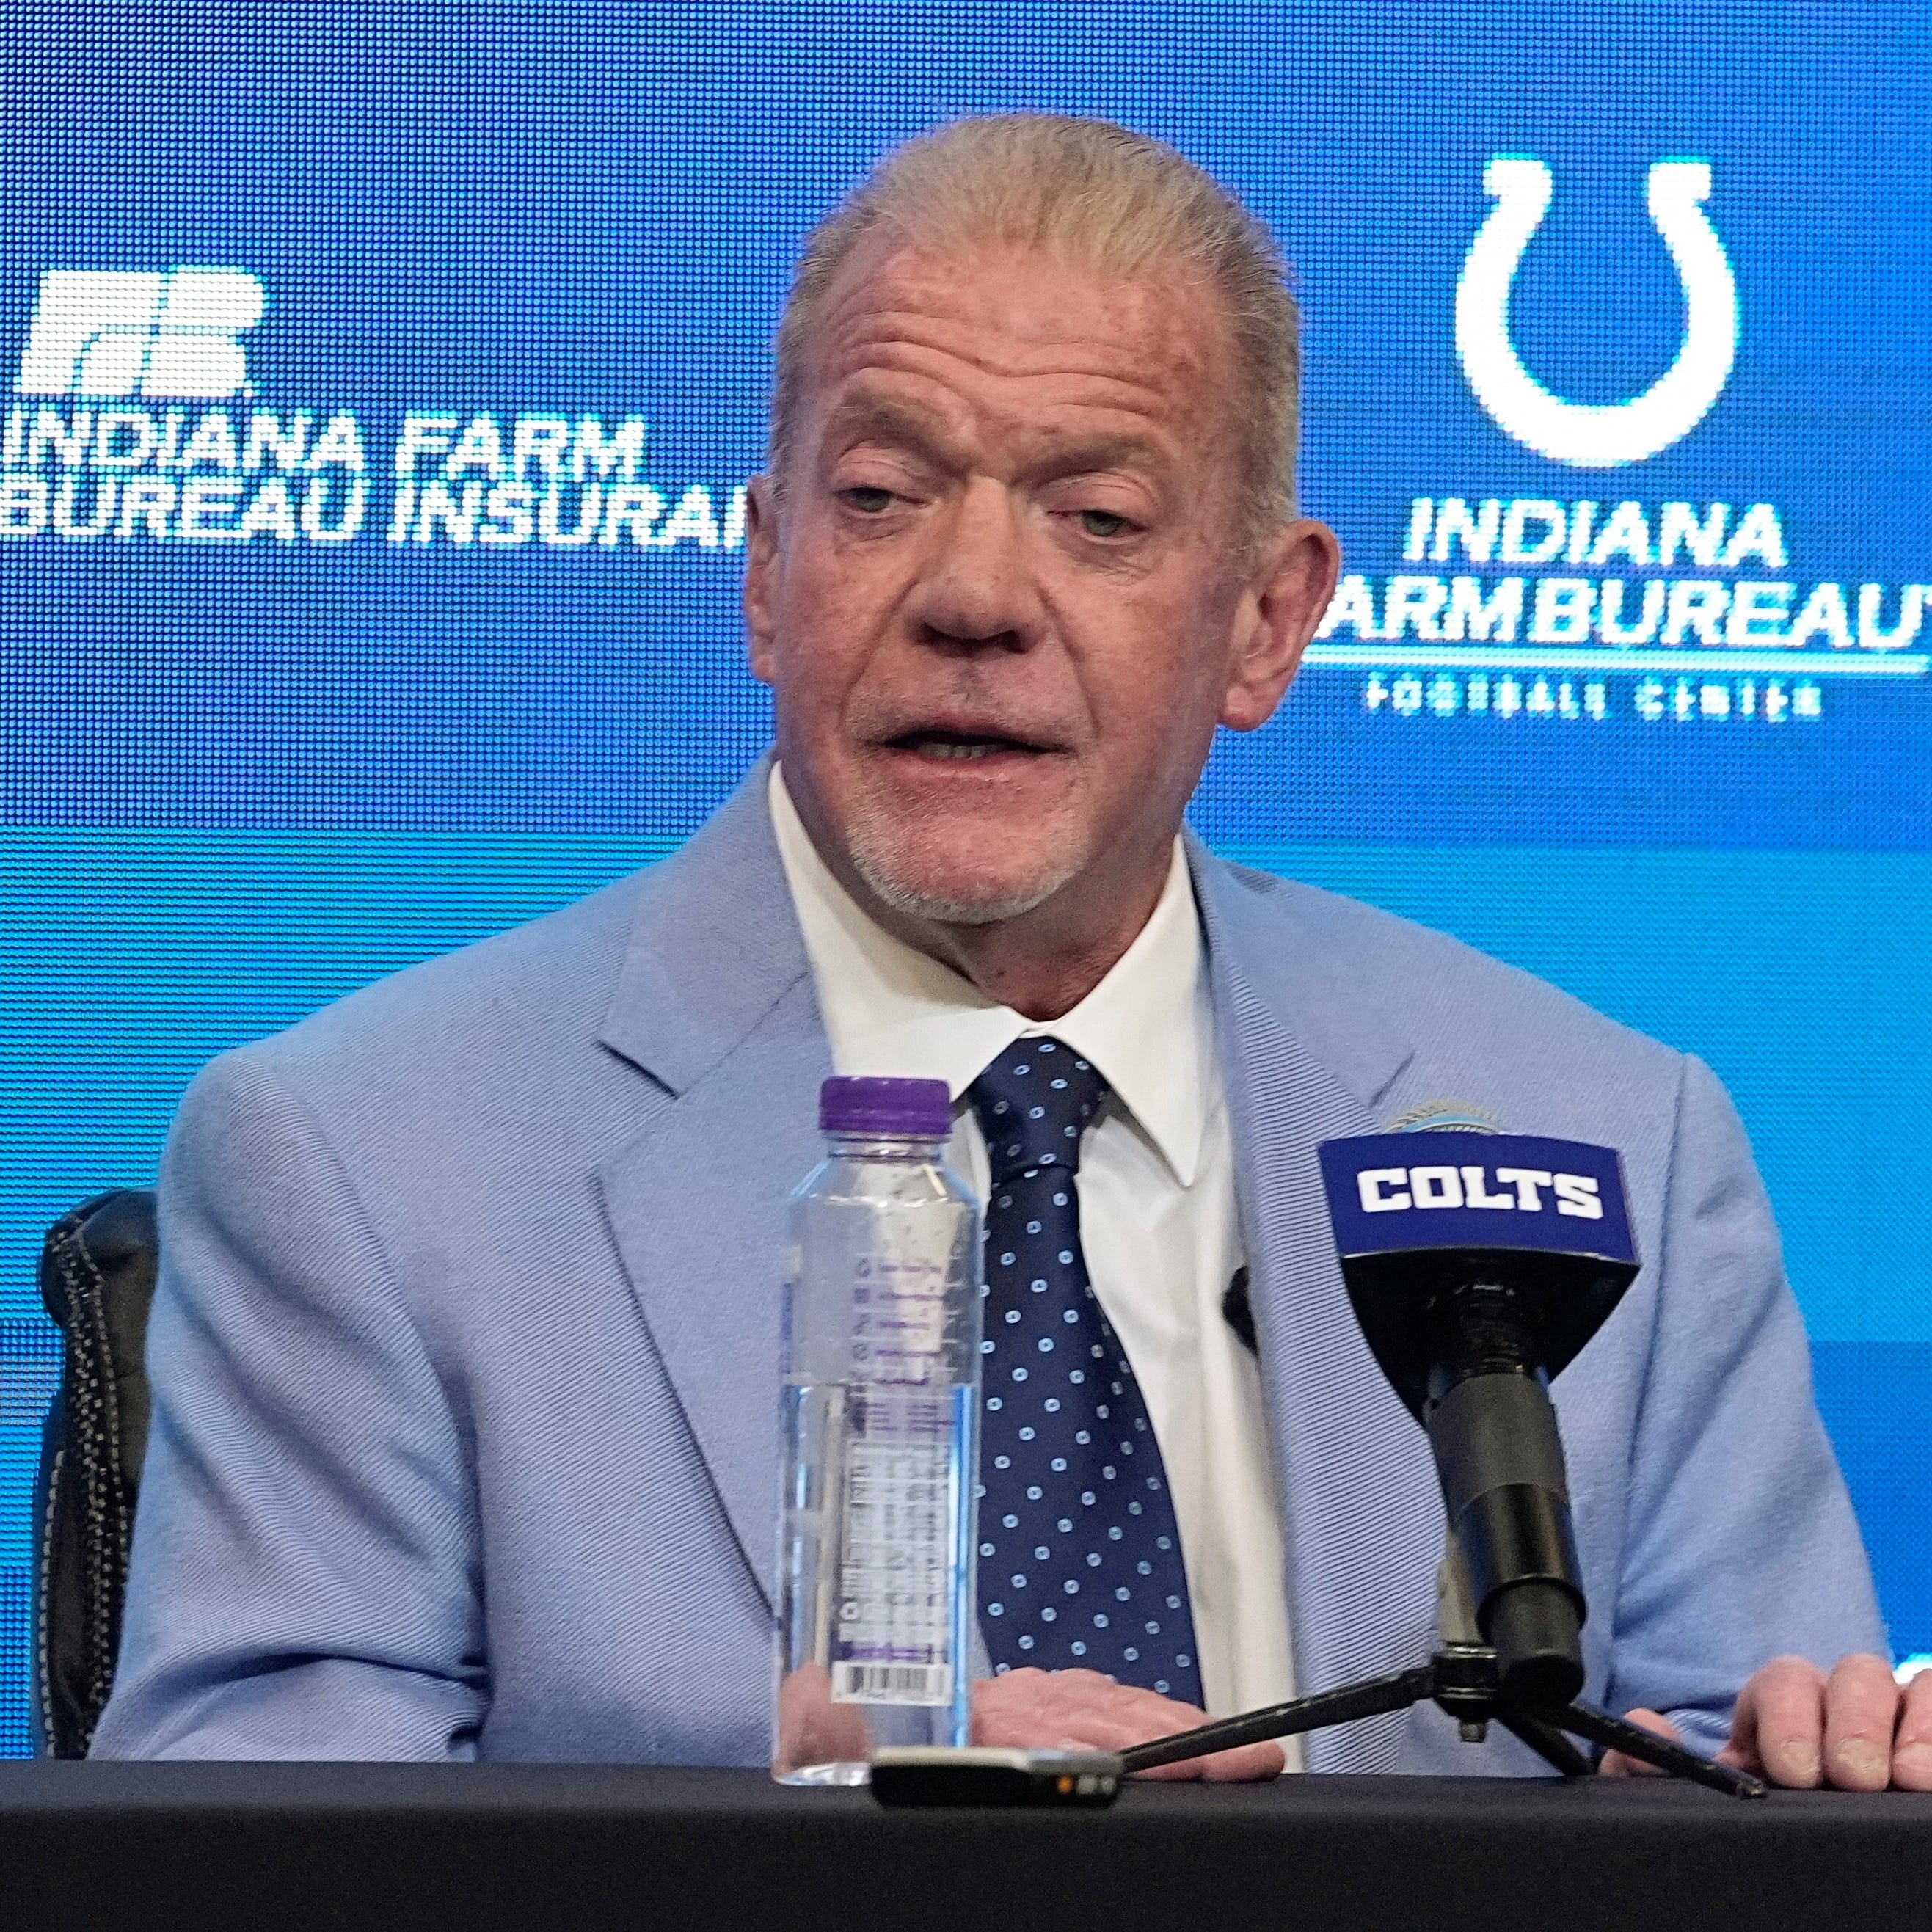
left=1601, top=1053, right=1888, bottom=1751
left=90, top=1046, right=487, bottom=1760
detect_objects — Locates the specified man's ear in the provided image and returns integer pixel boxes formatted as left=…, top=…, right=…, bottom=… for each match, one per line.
left=1220, top=517, right=1342, bottom=732
left=743, top=475, right=780, bottom=685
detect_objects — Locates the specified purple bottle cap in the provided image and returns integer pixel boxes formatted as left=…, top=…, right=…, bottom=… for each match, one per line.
left=819, top=1075, right=952, bottom=1139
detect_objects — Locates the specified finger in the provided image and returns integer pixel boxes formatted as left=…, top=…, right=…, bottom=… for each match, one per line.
left=1892, top=1671, right=1932, bottom=1791
left=1049, top=1712, right=1205, bottom=1779
left=1105, top=1690, right=1278, bottom=1778
left=972, top=1669, right=1205, bottom=1752
left=1085, top=1680, right=1211, bottom=1730
left=974, top=1664, right=1112, bottom=1708
left=980, top=1676, right=1280, bottom=1781
left=773, top=1663, right=871, bottom=1774
left=1197, top=1737, right=1287, bottom=1782
left=1033, top=1674, right=1213, bottom=1745
left=1127, top=1738, right=1284, bottom=1782
left=971, top=1667, right=1112, bottom=1740
left=972, top=1666, right=1269, bottom=1780
left=1068, top=1692, right=1216, bottom=1776
left=972, top=1670, right=1087, bottom=1749
left=1729, top=1655, right=1826, bottom=1787
left=1598, top=1707, right=1679, bottom=1777
left=1022, top=1680, right=1277, bottom=1781
left=1096, top=1700, right=1282, bottom=1783
left=974, top=1703, right=1123, bottom=1750
left=1823, top=1654, right=1900, bottom=1792
left=1024, top=1668, right=1187, bottom=1729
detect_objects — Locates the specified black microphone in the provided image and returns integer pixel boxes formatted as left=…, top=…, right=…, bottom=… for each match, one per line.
left=1317, top=1133, right=1641, bottom=1705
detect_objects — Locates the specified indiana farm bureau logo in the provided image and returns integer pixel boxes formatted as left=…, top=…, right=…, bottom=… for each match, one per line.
left=16, top=268, right=267, bottom=399
left=1310, top=157, right=1928, bottom=728
left=1, top=266, right=745, bottom=555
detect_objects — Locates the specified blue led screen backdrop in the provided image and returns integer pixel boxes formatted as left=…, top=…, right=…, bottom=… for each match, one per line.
left=1, top=1, right=1927, bottom=1751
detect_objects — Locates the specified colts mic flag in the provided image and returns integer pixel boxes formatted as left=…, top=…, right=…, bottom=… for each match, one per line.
left=1318, top=1133, right=1641, bottom=1702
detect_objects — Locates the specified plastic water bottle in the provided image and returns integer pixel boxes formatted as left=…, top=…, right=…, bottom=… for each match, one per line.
left=773, top=1076, right=983, bottom=1785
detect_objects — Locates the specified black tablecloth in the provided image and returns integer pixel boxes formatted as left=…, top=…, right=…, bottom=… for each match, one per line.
left=0, top=1763, right=1923, bottom=1931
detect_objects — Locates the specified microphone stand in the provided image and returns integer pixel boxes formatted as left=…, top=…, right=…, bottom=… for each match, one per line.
left=1120, top=1556, right=1766, bottom=1798
left=1120, top=1641, right=1764, bottom=1795
left=1142, top=1138, right=1768, bottom=1798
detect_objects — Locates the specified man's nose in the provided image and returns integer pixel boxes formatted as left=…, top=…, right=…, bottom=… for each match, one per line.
left=908, top=478, right=1039, bottom=650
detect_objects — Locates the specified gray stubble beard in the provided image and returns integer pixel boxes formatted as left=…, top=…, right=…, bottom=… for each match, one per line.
left=842, top=790, right=1086, bottom=928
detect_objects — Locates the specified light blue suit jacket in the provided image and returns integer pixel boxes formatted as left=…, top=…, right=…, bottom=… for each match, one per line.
left=94, top=766, right=1886, bottom=1766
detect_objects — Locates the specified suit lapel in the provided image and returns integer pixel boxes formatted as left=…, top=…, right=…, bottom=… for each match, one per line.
left=593, top=768, right=831, bottom=1609
left=1191, top=846, right=1444, bottom=1772
left=591, top=787, right=1449, bottom=1716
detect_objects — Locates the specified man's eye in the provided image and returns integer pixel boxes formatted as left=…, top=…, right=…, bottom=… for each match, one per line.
left=1079, top=508, right=1135, bottom=539
left=840, top=486, right=895, bottom=514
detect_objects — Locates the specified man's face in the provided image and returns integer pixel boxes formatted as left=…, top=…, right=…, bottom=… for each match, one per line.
left=746, top=237, right=1332, bottom=929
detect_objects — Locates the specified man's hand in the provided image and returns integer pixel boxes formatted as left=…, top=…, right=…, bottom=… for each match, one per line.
left=1600, top=1654, right=1932, bottom=1788
left=972, top=1666, right=1284, bottom=1782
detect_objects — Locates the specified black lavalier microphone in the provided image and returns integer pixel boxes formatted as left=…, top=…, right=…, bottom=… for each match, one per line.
left=1316, top=1133, right=1641, bottom=1705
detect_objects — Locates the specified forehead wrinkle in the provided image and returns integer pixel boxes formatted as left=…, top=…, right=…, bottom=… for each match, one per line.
left=823, top=347, right=1189, bottom=460
left=806, top=257, right=1225, bottom=489
left=829, top=305, right=1203, bottom=407
left=820, top=390, right=966, bottom=460
left=824, top=374, right=1182, bottom=491
left=805, top=235, right=1228, bottom=434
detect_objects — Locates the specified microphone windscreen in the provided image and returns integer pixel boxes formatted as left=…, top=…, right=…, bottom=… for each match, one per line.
left=1316, top=1132, right=1641, bottom=1414
left=1319, top=1132, right=1636, bottom=1269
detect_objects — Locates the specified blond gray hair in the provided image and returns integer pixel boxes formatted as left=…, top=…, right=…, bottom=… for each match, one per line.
left=770, top=114, right=1301, bottom=536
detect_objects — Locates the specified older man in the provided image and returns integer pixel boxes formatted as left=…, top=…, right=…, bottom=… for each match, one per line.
left=96, top=115, right=1926, bottom=1788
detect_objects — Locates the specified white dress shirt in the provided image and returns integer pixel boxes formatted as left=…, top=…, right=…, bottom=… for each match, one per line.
left=770, top=765, right=1299, bottom=1739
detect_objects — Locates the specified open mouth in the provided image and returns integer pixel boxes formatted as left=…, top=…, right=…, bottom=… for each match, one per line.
left=886, top=728, right=1057, bottom=762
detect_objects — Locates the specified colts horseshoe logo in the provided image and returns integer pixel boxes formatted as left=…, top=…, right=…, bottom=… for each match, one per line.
left=1455, top=156, right=1738, bottom=468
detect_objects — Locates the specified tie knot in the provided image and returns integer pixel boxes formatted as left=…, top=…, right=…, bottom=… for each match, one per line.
left=967, top=1036, right=1109, bottom=1184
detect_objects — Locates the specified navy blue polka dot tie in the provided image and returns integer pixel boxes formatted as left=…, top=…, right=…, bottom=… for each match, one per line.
left=968, top=1037, right=1203, bottom=1705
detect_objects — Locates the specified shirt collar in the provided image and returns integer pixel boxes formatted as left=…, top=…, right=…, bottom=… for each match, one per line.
left=769, top=763, right=1210, bottom=1186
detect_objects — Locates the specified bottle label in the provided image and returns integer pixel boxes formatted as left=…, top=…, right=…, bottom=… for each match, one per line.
left=829, top=1661, right=952, bottom=1705
left=829, top=1390, right=956, bottom=1706
left=851, top=1245, right=948, bottom=1381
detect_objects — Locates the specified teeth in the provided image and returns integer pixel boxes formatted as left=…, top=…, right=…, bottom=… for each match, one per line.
left=914, top=740, right=994, bottom=759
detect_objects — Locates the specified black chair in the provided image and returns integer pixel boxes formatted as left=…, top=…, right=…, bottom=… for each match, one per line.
left=32, top=1188, right=158, bottom=1758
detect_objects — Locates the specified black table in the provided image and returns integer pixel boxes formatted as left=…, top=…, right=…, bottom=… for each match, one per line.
left=0, top=1763, right=1923, bottom=1931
